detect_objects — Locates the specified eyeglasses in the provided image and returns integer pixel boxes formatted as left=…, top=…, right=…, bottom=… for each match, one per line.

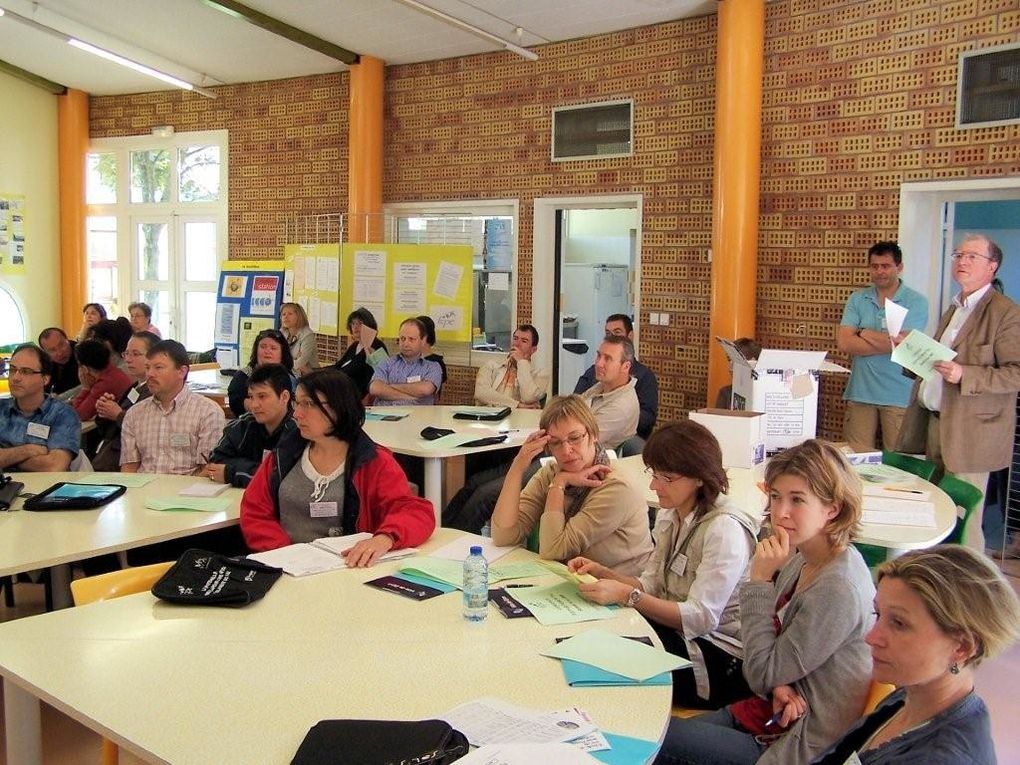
left=6, top=365, right=43, bottom=377
left=950, top=250, right=992, bottom=263
left=547, top=431, right=588, bottom=451
left=122, top=350, right=146, bottom=358
left=644, top=466, right=683, bottom=484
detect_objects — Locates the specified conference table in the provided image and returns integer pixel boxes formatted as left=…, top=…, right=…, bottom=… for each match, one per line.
left=0, top=472, right=242, bottom=609
left=0, top=528, right=672, bottom=765
left=362, top=406, right=544, bottom=524
left=610, top=455, right=958, bottom=555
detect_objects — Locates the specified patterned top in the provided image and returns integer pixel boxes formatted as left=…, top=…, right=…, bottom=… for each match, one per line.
left=370, top=354, right=443, bottom=406
left=120, top=385, right=226, bottom=474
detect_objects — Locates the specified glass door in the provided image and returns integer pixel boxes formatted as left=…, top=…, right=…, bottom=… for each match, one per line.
left=177, top=215, right=219, bottom=351
left=132, top=215, right=173, bottom=338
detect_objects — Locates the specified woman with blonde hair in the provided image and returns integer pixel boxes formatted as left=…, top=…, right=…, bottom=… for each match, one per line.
left=812, top=544, right=1020, bottom=764
left=656, top=439, right=875, bottom=765
left=490, top=395, right=652, bottom=576
left=279, top=302, right=318, bottom=375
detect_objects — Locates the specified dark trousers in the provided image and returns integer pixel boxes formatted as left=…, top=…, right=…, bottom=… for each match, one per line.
left=653, top=622, right=752, bottom=710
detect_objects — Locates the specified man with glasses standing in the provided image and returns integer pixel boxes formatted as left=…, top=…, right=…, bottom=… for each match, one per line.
left=0, top=344, right=79, bottom=471
left=899, top=233, right=1020, bottom=551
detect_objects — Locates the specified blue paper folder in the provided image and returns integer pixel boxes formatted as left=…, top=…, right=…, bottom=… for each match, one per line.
left=560, top=658, right=672, bottom=687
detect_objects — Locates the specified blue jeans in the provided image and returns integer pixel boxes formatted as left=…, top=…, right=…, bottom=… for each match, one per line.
left=655, top=708, right=765, bottom=765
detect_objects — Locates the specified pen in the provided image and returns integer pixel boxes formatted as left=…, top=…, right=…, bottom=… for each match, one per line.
left=764, top=712, right=783, bottom=729
left=886, top=487, right=924, bottom=495
left=505, top=584, right=534, bottom=588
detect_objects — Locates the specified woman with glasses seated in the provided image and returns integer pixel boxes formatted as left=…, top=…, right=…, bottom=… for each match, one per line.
left=490, top=395, right=653, bottom=577
left=569, top=420, right=761, bottom=709
left=228, top=330, right=295, bottom=417
left=240, top=369, right=435, bottom=566
left=334, top=307, right=388, bottom=397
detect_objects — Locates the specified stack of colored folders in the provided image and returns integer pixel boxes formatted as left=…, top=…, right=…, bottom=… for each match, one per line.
left=544, top=630, right=691, bottom=688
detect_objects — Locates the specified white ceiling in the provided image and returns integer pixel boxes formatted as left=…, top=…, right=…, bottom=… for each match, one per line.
left=0, top=0, right=715, bottom=96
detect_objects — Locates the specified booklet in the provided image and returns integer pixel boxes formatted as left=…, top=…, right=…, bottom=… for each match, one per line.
left=248, top=533, right=418, bottom=576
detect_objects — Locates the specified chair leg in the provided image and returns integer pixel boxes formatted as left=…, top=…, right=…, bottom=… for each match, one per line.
left=101, top=738, right=119, bottom=765
left=1, top=576, right=14, bottom=608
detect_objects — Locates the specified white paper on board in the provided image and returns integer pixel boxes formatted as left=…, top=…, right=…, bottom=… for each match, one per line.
left=433, top=260, right=464, bottom=299
left=214, top=303, right=239, bottom=344
left=355, top=250, right=387, bottom=277
left=884, top=299, right=908, bottom=338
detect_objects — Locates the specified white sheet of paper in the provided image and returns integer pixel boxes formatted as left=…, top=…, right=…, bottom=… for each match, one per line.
left=248, top=543, right=345, bottom=577
left=755, top=349, right=827, bottom=371
left=884, top=299, right=908, bottom=338
left=214, top=303, right=239, bottom=344
left=308, top=296, right=321, bottom=332
left=215, top=347, right=238, bottom=369
left=354, top=277, right=386, bottom=303
left=179, top=482, right=230, bottom=497
left=394, top=262, right=426, bottom=287
left=453, top=744, right=601, bottom=765
left=862, top=495, right=936, bottom=528
left=303, top=257, right=317, bottom=290
left=429, top=535, right=518, bottom=563
left=488, top=272, right=510, bottom=291
left=439, top=698, right=596, bottom=747
left=321, top=300, right=338, bottom=331
left=431, top=305, right=464, bottom=332
left=433, top=260, right=464, bottom=299
left=354, top=249, right=386, bottom=276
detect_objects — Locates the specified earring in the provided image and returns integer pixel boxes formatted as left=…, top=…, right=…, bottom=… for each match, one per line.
left=949, top=662, right=960, bottom=675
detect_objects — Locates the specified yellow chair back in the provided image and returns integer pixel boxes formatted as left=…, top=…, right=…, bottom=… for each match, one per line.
left=71, top=561, right=174, bottom=606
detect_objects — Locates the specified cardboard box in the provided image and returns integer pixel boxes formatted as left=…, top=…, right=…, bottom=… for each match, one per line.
left=689, top=408, right=766, bottom=469
left=717, top=338, right=850, bottom=453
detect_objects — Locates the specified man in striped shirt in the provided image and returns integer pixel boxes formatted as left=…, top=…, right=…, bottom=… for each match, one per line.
left=120, top=340, right=225, bottom=474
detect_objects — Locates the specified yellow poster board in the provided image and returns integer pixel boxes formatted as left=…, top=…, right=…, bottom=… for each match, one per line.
left=283, top=244, right=340, bottom=335
left=340, top=243, right=474, bottom=342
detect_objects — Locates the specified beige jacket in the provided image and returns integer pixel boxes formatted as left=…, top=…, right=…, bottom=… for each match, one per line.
left=473, top=358, right=549, bottom=408
left=579, top=378, right=639, bottom=449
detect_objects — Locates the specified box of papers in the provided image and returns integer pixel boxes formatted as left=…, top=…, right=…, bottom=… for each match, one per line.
left=689, top=408, right=766, bottom=469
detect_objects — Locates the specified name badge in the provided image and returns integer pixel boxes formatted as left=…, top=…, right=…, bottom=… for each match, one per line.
left=262, top=449, right=272, bottom=462
left=127, top=387, right=140, bottom=403
left=842, top=753, right=863, bottom=765
left=669, top=552, right=689, bottom=577
left=310, top=501, right=339, bottom=518
left=26, top=422, right=50, bottom=439
left=406, top=375, right=422, bottom=383
left=170, top=433, right=191, bottom=448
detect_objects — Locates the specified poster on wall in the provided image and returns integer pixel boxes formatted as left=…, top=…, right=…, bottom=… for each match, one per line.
left=0, top=194, right=27, bottom=274
left=213, top=260, right=286, bottom=369
left=283, top=243, right=340, bottom=335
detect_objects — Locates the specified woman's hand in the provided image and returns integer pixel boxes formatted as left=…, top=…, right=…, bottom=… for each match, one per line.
left=94, top=392, right=123, bottom=421
left=577, top=579, right=631, bottom=606
left=750, top=524, right=792, bottom=582
left=511, top=430, right=549, bottom=470
left=200, top=463, right=226, bottom=483
left=771, top=684, right=808, bottom=728
left=343, top=534, right=394, bottom=568
left=556, top=464, right=610, bottom=489
left=568, top=556, right=612, bottom=580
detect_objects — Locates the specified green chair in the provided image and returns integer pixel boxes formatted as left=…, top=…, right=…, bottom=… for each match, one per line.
left=526, top=518, right=541, bottom=553
left=938, top=473, right=985, bottom=546
left=881, top=451, right=938, bottom=482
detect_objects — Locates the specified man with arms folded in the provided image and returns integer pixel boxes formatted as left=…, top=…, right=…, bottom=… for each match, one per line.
left=369, top=318, right=443, bottom=406
left=837, top=241, right=928, bottom=452
left=578, top=335, right=639, bottom=450
left=898, top=234, right=1020, bottom=552
left=574, top=313, right=658, bottom=440
left=120, top=339, right=225, bottom=474
left=474, top=323, right=549, bottom=409
left=37, top=327, right=80, bottom=396
left=0, top=344, right=79, bottom=471
left=202, top=364, right=297, bottom=488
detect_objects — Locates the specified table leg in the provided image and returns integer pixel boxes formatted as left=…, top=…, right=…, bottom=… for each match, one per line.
left=4, top=677, right=42, bottom=765
left=423, top=457, right=443, bottom=526
left=48, top=563, right=73, bottom=609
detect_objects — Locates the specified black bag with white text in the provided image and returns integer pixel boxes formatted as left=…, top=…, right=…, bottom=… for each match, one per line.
left=151, top=549, right=282, bottom=607
left=291, top=718, right=468, bottom=765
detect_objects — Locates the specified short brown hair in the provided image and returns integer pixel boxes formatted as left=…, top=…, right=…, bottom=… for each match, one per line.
left=280, top=302, right=309, bottom=328
left=877, top=545, right=1020, bottom=668
left=540, top=395, right=599, bottom=441
left=764, top=439, right=861, bottom=551
left=643, top=421, right=729, bottom=516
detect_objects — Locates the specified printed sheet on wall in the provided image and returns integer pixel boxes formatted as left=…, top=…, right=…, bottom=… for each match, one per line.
left=284, top=243, right=340, bottom=335
left=0, top=194, right=26, bottom=274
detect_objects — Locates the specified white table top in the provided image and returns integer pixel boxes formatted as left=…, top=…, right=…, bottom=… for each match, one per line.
left=186, top=368, right=232, bottom=398
left=0, top=473, right=242, bottom=577
left=610, top=455, right=957, bottom=552
left=0, top=528, right=671, bottom=765
left=362, top=405, right=543, bottom=459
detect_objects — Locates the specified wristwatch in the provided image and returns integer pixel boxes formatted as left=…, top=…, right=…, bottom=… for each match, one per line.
left=625, top=588, right=643, bottom=608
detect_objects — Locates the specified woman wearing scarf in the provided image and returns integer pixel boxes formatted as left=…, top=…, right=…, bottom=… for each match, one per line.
left=490, top=395, right=653, bottom=577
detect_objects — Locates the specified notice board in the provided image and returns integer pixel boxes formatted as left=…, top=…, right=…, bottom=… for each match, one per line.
left=213, top=260, right=286, bottom=369
left=283, top=243, right=340, bottom=335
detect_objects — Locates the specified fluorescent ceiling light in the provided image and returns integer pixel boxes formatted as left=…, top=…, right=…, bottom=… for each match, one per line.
left=68, top=38, right=195, bottom=90
left=391, top=0, right=538, bottom=61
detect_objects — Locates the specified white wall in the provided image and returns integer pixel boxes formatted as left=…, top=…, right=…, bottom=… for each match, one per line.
left=0, top=70, right=60, bottom=344
left=563, top=208, right=636, bottom=265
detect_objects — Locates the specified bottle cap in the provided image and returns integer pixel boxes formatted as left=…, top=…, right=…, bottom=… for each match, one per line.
left=469, top=546, right=483, bottom=555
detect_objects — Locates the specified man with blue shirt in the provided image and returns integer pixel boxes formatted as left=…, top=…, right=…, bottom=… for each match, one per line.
left=369, top=318, right=443, bottom=406
left=0, top=344, right=80, bottom=471
left=837, top=242, right=928, bottom=452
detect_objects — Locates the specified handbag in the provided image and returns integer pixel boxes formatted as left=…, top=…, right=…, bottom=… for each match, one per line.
left=291, top=718, right=468, bottom=765
left=23, top=482, right=126, bottom=511
left=151, top=549, right=283, bottom=607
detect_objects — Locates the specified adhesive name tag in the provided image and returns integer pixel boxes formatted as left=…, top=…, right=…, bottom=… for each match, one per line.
left=668, top=552, right=688, bottom=577
left=127, top=388, right=141, bottom=403
left=170, top=433, right=191, bottom=448
left=406, top=375, right=422, bottom=383
left=310, top=501, right=339, bottom=518
left=26, top=423, right=50, bottom=439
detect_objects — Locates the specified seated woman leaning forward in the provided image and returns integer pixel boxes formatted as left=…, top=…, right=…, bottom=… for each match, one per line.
left=240, top=369, right=435, bottom=567
left=812, top=544, right=1020, bottom=765
left=570, top=420, right=761, bottom=709
left=655, top=439, right=875, bottom=765
left=489, top=395, right=652, bottom=577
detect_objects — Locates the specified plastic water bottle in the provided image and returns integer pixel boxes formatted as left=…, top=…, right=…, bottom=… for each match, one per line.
left=462, top=545, right=489, bottom=622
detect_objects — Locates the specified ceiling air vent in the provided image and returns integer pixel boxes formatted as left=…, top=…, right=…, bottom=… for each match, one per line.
left=957, top=42, right=1020, bottom=129
left=552, top=100, right=633, bottom=161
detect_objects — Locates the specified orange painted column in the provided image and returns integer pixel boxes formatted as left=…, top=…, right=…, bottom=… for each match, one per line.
left=707, top=0, right=765, bottom=405
left=58, top=88, right=89, bottom=331
left=347, top=55, right=385, bottom=244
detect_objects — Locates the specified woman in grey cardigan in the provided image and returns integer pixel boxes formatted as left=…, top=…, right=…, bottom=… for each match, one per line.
left=812, top=545, right=1020, bottom=765
left=280, top=302, right=319, bottom=375
left=656, top=439, right=875, bottom=765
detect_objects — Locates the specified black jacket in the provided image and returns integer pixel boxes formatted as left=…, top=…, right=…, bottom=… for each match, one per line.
left=210, top=412, right=297, bottom=487
left=334, top=338, right=388, bottom=397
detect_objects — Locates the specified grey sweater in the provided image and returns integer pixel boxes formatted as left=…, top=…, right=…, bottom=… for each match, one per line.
left=740, top=546, right=875, bottom=765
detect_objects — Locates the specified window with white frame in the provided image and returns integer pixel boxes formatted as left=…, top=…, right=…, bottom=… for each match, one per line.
left=85, top=130, right=228, bottom=351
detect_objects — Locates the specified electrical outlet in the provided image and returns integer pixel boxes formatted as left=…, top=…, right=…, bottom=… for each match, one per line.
left=661, top=313, right=670, bottom=326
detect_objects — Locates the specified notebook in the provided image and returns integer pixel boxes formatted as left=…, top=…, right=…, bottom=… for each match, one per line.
left=248, top=533, right=418, bottom=576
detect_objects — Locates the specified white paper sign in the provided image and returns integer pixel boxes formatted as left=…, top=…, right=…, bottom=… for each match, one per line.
left=431, top=305, right=464, bottom=332
left=214, top=303, right=239, bottom=344
left=489, top=272, right=510, bottom=291
left=394, top=262, right=426, bottom=287
left=355, top=250, right=387, bottom=276
left=433, top=260, right=464, bottom=299
left=884, top=299, right=908, bottom=338
left=304, top=257, right=317, bottom=290
left=354, top=277, right=386, bottom=303
left=394, top=288, right=426, bottom=312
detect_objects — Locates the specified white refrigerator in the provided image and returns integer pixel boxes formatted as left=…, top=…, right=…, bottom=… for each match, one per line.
left=558, top=263, right=632, bottom=392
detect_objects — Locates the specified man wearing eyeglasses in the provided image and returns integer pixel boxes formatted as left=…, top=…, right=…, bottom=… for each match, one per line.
left=90, top=331, right=158, bottom=471
left=837, top=241, right=928, bottom=452
left=0, top=344, right=80, bottom=472
left=899, top=233, right=1020, bottom=552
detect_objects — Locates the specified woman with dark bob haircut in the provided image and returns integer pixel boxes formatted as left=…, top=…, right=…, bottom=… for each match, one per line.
left=228, top=329, right=295, bottom=417
left=240, top=369, right=435, bottom=567
left=333, top=307, right=388, bottom=397
left=570, top=420, right=761, bottom=708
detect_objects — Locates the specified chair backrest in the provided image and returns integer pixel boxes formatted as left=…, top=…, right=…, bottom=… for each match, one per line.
left=862, top=680, right=896, bottom=715
left=526, top=517, right=541, bottom=553
left=881, top=451, right=938, bottom=482
left=70, top=561, right=174, bottom=606
left=69, top=449, right=94, bottom=472
left=937, top=473, right=985, bottom=545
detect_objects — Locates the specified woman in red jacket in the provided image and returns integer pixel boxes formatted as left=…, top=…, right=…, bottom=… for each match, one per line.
left=240, top=368, right=435, bottom=567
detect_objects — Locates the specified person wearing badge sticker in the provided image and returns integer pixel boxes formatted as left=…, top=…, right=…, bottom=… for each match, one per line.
left=570, top=421, right=760, bottom=709
left=656, top=440, right=874, bottom=765
left=0, top=344, right=80, bottom=472
left=334, top=307, right=388, bottom=398
left=91, top=331, right=158, bottom=471
left=240, top=369, right=435, bottom=566
left=369, top=318, right=443, bottom=407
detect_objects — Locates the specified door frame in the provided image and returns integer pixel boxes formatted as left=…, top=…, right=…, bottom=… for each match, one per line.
left=532, top=194, right=643, bottom=376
